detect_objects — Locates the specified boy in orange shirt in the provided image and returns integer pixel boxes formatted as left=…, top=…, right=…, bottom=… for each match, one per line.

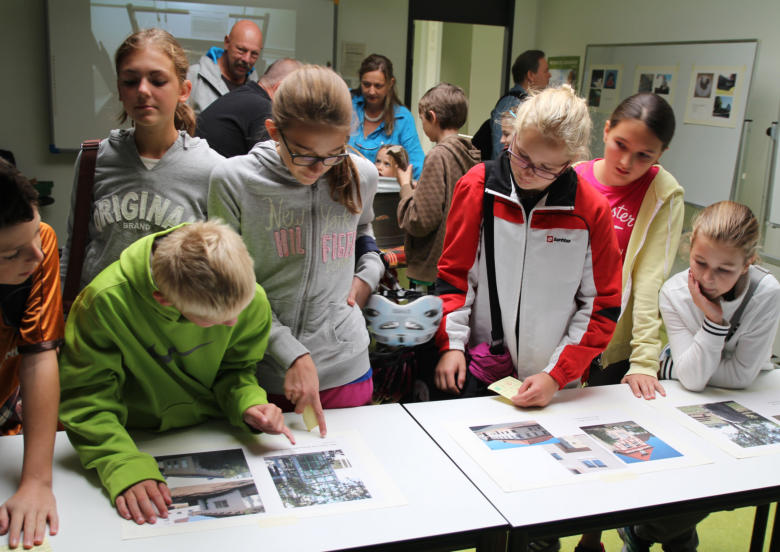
left=0, top=161, right=63, bottom=549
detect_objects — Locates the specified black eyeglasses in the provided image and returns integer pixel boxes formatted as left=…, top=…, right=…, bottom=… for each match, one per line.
left=279, top=130, right=349, bottom=167
left=507, top=137, right=570, bottom=180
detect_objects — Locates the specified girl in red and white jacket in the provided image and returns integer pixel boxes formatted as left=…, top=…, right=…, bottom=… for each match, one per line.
left=434, top=85, right=622, bottom=407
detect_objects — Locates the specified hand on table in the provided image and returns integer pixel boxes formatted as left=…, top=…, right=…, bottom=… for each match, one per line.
left=623, top=373, right=666, bottom=400
left=511, top=372, right=559, bottom=407
left=116, top=480, right=171, bottom=525
left=0, top=480, right=58, bottom=549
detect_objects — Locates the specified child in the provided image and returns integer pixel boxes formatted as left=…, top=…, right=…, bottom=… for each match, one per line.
left=497, top=107, right=517, bottom=154
left=60, top=28, right=223, bottom=290
left=574, top=93, right=684, bottom=401
left=0, top=162, right=63, bottom=549
left=660, top=201, right=780, bottom=390
left=618, top=202, right=780, bottom=551
left=374, top=144, right=409, bottom=178
left=59, top=221, right=292, bottom=525
left=209, top=65, right=383, bottom=435
left=434, top=85, right=622, bottom=407
left=396, top=82, right=481, bottom=289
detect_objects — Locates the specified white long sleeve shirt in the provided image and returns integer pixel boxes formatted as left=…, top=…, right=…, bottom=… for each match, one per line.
left=659, top=266, right=780, bottom=391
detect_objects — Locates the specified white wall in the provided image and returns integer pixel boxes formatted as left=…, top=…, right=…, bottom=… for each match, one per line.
left=1, top=0, right=79, bottom=239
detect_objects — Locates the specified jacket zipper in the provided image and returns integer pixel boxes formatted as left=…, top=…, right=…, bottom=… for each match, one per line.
left=293, top=182, right=318, bottom=337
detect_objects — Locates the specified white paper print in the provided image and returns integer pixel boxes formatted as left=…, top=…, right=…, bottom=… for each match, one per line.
left=650, top=385, right=780, bottom=458
left=684, top=65, right=746, bottom=128
left=121, top=431, right=405, bottom=539
left=586, top=65, right=623, bottom=114
left=634, top=65, right=678, bottom=105
left=450, top=406, right=709, bottom=492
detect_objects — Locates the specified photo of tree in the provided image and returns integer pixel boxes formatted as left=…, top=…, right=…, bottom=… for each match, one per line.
left=265, top=449, right=372, bottom=508
left=679, top=401, right=780, bottom=448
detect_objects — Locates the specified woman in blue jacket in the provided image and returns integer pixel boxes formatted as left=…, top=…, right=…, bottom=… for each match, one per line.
left=349, top=54, right=424, bottom=180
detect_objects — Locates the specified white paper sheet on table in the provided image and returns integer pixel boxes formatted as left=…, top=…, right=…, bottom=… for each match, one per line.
left=121, top=430, right=405, bottom=539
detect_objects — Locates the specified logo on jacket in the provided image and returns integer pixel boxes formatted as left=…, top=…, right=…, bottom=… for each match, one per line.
left=546, top=235, right=571, bottom=243
left=147, top=341, right=213, bottom=364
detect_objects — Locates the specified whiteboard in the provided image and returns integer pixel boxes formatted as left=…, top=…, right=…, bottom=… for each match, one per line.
left=46, top=0, right=335, bottom=151
left=582, top=40, right=757, bottom=208
left=767, top=122, right=780, bottom=226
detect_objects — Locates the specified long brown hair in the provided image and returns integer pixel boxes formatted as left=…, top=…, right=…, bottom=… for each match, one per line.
left=358, top=54, right=403, bottom=136
left=114, top=28, right=196, bottom=136
left=272, top=65, right=362, bottom=214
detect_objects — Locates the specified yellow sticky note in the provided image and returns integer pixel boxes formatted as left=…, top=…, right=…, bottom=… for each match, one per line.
left=302, top=404, right=318, bottom=431
left=0, top=540, right=52, bottom=552
left=487, top=376, right=523, bottom=400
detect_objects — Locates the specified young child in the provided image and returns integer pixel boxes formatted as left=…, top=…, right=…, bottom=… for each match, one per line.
left=61, top=28, right=223, bottom=290
left=209, top=65, right=383, bottom=435
left=434, top=85, right=622, bottom=407
left=617, top=202, right=780, bottom=551
left=374, top=144, right=409, bottom=178
left=59, top=221, right=291, bottom=525
left=660, top=201, right=780, bottom=389
left=497, top=107, right=517, bottom=154
left=396, top=82, right=481, bottom=289
left=0, top=162, right=63, bottom=549
left=574, top=93, right=684, bottom=401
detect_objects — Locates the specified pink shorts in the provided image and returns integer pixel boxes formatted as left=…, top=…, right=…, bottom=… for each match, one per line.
left=269, top=377, right=373, bottom=412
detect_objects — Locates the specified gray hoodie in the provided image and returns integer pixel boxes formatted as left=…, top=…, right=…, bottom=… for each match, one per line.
left=61, top=129, right=224, bottom=289
left=208, top=140, right=383, bottom=394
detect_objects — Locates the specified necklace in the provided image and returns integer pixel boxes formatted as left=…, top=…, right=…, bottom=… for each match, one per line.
left=364, top=110, right=384, bottom=123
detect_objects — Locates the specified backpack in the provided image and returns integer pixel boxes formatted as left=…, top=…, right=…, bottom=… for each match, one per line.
left=471, top=89, right=528, bottom=161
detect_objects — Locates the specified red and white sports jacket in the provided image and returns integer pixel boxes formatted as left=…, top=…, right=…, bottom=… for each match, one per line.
left=435, top=156, right=622, bottom=388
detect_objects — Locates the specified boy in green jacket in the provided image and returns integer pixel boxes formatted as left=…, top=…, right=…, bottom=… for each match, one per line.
left=59, top=220, right=293, bottom=526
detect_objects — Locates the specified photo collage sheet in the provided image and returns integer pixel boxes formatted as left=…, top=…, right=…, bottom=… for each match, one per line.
left=585, top=59, right=746, bottom=129
left=121, top=430, right=405, bottom=539
left=648, top=385, right=780, bottom=459
left=449, top=398, right=710, bottom=493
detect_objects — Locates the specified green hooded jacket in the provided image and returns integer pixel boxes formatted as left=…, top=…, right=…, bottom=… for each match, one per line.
left=59, top=226, right=272, bottom=503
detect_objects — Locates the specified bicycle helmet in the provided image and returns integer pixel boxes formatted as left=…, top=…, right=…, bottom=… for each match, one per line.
left=363, top=289, right=443, bottom=347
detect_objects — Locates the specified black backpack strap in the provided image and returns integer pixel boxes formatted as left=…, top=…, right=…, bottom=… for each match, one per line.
left=482, top=188, right=504, bottom=354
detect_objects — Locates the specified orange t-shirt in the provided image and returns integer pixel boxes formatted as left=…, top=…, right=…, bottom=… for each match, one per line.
left=0, top=222, right=64, bottom=406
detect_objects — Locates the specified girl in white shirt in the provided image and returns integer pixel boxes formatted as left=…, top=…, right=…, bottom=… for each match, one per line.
left=659, top=200, right=780, bottom=391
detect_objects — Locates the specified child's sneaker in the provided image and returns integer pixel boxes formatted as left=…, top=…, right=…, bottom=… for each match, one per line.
left=617, top=526, right=652, bottom=552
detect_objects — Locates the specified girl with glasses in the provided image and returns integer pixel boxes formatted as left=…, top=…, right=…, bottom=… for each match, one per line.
left=348, top=54, right=425, bottom=180
left=208, top=65, right=383, bottom=435
left=434, top=85, right=622, bottom=409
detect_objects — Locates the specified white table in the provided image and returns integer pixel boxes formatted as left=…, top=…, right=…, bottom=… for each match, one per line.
left=0, top=403, right=507, bottom=551
left=405, top=371, right=780, bottom=551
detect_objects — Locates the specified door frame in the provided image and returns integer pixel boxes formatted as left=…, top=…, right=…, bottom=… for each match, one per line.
left=404, top=0, right=515, bottom=106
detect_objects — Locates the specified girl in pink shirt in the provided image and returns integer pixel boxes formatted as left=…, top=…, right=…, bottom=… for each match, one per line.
left=574, top=92, right=685, bottom=552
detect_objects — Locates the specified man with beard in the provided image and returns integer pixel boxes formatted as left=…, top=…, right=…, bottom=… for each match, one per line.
left=187, top=20, right=264, bottom=115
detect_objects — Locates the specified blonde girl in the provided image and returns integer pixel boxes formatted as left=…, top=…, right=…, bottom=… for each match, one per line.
left=61, top=28, right=223, bottom=290
left=434, top=85, right=622, bottom=408
left=209, top=65, right=383, bottom=436
left=574, top=93, right=684, bottom=401
left=659, top=201, right=780, bottom=390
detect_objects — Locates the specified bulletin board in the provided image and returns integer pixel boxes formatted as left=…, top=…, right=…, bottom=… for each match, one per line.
left=581, top=40, right=757, bottom=208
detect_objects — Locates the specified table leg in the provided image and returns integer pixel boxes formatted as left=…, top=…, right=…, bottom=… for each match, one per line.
left=751, top=503, right=770, bottom=552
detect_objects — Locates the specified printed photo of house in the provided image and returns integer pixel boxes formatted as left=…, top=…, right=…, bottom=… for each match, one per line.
left=470, top=421, right=559, bottom=450
left=580, top=421, right=682, bottom=464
